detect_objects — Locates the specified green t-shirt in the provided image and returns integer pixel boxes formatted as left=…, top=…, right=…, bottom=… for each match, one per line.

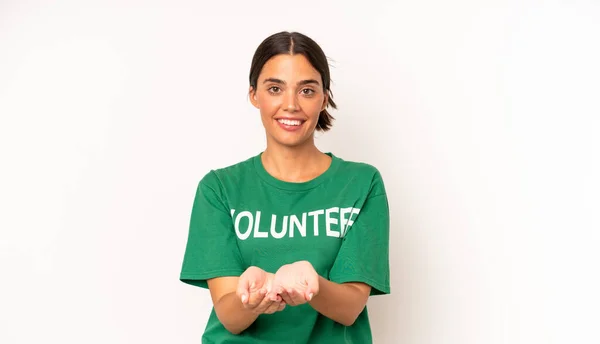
left=180, top=152, right=390, bottom=344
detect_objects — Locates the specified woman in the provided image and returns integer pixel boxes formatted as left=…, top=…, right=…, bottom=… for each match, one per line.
left=180, top=31, right=390, bottom=343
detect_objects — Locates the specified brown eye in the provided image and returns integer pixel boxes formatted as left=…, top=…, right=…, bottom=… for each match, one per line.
left=268, top=86, right=281, bottom=93
left=301, top=88, right=315, bottom=96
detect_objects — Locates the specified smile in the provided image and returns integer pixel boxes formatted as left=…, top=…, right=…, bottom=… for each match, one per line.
left=277, top=118, right=304, bottom=126
left=275, top=118, right=305, bottom=131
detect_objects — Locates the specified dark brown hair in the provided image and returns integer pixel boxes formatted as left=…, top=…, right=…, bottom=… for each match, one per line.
left=249, top=31, right=337, bottom=132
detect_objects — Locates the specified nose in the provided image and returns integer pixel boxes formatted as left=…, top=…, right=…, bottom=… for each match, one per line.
left=283, top=90, right=298, bottom=112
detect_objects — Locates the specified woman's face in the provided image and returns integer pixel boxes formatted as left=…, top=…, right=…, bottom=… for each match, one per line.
left=250, top=54, right=328, bottom=149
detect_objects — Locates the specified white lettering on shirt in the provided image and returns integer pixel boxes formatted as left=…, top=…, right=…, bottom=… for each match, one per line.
left=232, top=206, right=361, bottom=240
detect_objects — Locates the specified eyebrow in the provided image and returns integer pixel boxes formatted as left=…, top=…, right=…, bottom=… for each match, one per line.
left=262, top=78, right=321, bottom=86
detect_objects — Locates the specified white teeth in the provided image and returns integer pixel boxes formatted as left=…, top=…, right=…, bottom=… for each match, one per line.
left=278, top=119, right=302, bottom=126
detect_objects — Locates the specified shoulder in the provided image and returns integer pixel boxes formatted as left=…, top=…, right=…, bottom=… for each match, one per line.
left=335, top=155, right=381, bottom=176
left=197, top=155, right=257, bottom=191
left=332, top=154, right=387, bottom=197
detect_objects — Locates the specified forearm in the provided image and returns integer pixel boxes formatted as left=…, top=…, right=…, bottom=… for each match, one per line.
left=308, top=276, right=370, bottom=326
left=213, top=292, right=259, bottom=335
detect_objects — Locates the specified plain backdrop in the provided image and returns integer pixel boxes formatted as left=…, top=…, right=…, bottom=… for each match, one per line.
left=1, top=0, right=599, bottom=343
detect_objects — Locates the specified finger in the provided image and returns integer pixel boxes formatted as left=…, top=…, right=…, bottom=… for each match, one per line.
left=305, top=274, right=319, bottom=301
left=266, top=290, right=282, bottom=302
left=279, top=291, right=294, bottom=306
left=277, top=301, right=286, bottom=312
left=236, top=277, right=250, bottom=304
left=288, top=288, right=306, bottom=305
left=264, top=284, right=279, bottom=302
left=265, top=275, right=282, bottom=301
left=247, top=288, right=267, bottom=308
left=304, top=289, right=313, bottom=302
left=268, top=280, right=282, bottom=299
left=263, top=300, right=283, bottom=314
left=254, top=295, right=276, bottom=314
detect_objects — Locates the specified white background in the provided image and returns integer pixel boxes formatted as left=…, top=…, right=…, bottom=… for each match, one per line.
left=1, top=0, right=599, bottom=343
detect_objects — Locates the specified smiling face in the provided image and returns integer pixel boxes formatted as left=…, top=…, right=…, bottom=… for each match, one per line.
left=250, top=54, right=328, bottom=149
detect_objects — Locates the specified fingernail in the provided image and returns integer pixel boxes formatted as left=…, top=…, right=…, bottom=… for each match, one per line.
left=241, top=295, right=247, bottom=303
left=308, top=293, right=314, bottom=301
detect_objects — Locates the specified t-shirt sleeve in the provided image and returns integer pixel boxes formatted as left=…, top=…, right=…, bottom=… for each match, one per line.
left=179, top=171, right=245, bottom=288
left=328, top=170, right=391, bottom=295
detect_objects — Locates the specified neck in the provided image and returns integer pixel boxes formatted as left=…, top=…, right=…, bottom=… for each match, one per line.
left=261, top=139, right=330, bottom=183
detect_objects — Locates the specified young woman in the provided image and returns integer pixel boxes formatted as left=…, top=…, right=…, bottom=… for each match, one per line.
left=180, top=31, right=390, bottom=343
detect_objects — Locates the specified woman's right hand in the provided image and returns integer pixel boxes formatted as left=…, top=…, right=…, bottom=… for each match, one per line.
left=236, top=266, right=286, bottom=314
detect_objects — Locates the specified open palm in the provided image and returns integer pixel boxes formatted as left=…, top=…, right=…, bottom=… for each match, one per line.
left=270, top=261, right=319, bottom=306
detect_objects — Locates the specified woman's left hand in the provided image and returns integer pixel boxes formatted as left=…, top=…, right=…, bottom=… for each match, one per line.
left=269, top=260, right=320, bottom=306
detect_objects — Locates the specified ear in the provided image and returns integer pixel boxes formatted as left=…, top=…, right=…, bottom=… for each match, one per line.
left=249, top=86, right=259, bottom=109
left=321, top=91, right=329, bottom=112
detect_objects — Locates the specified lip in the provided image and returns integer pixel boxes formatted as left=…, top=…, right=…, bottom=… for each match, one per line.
left=275, top=117, right=305, bottom=132
left=274, top=116, right=307, bottom=121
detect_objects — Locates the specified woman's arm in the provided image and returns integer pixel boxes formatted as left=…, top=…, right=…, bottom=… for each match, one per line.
left=207, top=272, right=284, bottom=335
left=207, top=277, right=260, bottom=334
left=308, top=276, right=371, bottom=326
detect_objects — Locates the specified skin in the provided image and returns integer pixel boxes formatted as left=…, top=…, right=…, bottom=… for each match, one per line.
left=250, top=54, right=327, bottom=150
left=207, top=54, right=372, bottom=335
left=250, top=53, right=333, bottom=183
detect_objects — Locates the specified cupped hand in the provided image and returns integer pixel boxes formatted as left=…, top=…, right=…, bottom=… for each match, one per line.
left=236, top=266, right=286, bottom=314
left=269, top=261, right=319, bottom=306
